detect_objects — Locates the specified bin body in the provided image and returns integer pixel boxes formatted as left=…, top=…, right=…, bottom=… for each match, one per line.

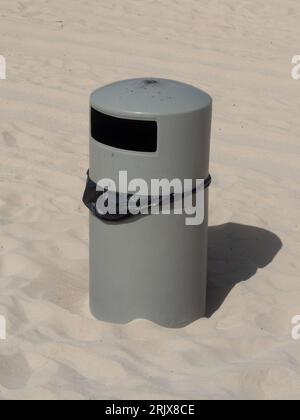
left=87, top=78, right=212, bottom=327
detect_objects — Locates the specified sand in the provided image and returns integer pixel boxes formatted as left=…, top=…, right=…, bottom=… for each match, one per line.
left=0, top=0, right=300, bottom=400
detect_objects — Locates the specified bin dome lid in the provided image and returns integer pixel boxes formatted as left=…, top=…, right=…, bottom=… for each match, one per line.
left=91, top=78, right=212, bottom=118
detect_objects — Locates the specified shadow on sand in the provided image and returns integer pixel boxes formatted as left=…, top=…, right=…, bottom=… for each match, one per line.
left=206, top=223, right=282, bottom=317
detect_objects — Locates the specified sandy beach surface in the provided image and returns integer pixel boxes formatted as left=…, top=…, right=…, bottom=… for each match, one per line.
left=0, top=0, right=300, bottom=400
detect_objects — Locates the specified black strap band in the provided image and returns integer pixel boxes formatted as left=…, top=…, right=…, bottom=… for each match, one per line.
left=83, top=171, right=211, bottom=222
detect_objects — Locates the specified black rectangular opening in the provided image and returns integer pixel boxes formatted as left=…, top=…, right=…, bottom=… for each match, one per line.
left=91, top=108, right=157, bottom=152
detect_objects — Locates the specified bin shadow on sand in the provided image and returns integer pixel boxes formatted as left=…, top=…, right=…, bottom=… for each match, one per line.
left=206, top=223, right=282, bottom=317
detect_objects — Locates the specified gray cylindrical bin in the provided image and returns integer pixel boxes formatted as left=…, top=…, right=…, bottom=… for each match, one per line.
left=84, top=78, right=212, bottom=328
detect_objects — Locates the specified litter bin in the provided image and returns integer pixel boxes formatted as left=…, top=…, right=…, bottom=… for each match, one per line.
left=83, top=78, right=212, bottom=327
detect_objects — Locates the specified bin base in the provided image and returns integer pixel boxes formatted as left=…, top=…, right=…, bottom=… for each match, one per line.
left=89, top=192, right=208, bottom=328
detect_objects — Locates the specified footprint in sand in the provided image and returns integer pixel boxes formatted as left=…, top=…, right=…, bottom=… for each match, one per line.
left=2, top=131, right=17, bottom=148
left=0, top=353, right=33, bottom=390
